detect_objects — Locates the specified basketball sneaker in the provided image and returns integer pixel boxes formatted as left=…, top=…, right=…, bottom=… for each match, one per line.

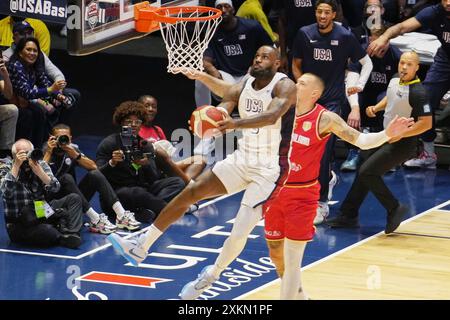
left=340, top=149, right=360, bottom=172
left=116, top=210, right=141, bottom=231
left=328, top=170, right=338, bottom=201
left=403, top=151, right=437, bottom=169
left=314, top=201, right=329, bottom=225
left=179, top=265, right=218, bottom=300
left=89, top=213, right=117, bottom=234
left=107, top=233, right=147, bottom=266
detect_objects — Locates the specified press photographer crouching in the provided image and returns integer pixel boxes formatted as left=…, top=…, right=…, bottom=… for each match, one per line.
left=96, top=101, right=186, bottom=223
left=44, top=124, right=140, bottom=233
left=0, top=139, right=83, bottom=248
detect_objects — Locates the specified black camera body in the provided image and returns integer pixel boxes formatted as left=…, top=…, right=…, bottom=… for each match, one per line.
left=120, top=126, right=155, bottom=162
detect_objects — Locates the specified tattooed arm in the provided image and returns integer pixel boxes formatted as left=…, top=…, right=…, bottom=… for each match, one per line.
left=319, top=111, right=414, bottom=149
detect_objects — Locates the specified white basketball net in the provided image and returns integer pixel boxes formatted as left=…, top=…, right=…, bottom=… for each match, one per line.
left=157, top=8, right=222, bottom=74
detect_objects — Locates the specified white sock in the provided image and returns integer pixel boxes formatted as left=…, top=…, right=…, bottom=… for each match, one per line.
left=86, top=208, right=100, bottom=224
left=280, top=239, right=307, bottom=300
left=212, top=205, right=263, bottom=279
left=423, top=141, right=435, bottom=156
left=141, top=224, right=163, bottom=251
left=112, top=201, right=126, bottom=220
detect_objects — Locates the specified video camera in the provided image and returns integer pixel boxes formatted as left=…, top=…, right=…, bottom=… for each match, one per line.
left=120, top=126, right=155, bottom=162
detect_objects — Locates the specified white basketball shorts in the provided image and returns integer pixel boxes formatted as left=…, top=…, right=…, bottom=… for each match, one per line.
left=212, top=149, right=280, bottom=208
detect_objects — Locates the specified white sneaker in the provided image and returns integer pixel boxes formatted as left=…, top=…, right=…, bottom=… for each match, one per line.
left=186, top=203, right=199, bottom=214
left=314, top=201, right=329, bottom=225
left=107, top=233, right=147, bottom=266
left=116, top=210, right=141, bottom=231
left=89, top=213, right=117, bottom=234
left=179, top=265, right=218, bottom=300
left=403, top=151, right=437, bottom=169
left=328, top=170, right=338, bottom=201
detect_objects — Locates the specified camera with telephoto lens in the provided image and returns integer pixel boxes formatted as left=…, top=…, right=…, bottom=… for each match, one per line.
left=56, top=134, right=70, bottom=146
left=120, top=126, right=155, bottom=162
left=27, top=149, right=44, bottom=161
left=19, top=149, right=44, bottom=182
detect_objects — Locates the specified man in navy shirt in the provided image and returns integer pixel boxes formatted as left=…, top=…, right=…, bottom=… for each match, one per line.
left=368, top=0, right=450, bottom=169
left=341, top=25, right=402, bottom=171
left=276, top=0, right=344, bottom=74
left=291, top=0, right=373, bottom=224
left=351, top=0, right=393, bottom=47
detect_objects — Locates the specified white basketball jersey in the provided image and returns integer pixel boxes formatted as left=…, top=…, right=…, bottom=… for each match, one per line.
left=237, top=72, right=287, bottom=162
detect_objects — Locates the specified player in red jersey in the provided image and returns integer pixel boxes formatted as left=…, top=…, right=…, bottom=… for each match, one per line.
left=264, top=73, right=414, bottom=299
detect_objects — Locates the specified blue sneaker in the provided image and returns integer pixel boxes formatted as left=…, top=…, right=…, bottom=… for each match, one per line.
left=107, top=233, right=147, bottom=266
left=340, top=149, right=360, bottom=172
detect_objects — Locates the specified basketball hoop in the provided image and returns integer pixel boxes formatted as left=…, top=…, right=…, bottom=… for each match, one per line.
left=134, top=2, right=222, bottom=74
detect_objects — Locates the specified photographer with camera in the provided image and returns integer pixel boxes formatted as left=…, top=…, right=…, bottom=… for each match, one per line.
left=96, top=101, right=186, bottom=223
left=0, top=139, right=83, bottom=249
left=43, top=124, right=140, bottom=233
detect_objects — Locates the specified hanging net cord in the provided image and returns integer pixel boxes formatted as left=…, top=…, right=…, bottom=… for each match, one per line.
left=158, top=8, right=222, bottom=74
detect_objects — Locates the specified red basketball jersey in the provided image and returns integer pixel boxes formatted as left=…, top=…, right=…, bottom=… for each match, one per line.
left=283, top=104, right=331, bottom=185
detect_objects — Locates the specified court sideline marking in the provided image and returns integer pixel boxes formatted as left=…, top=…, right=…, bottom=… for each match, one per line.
left=0, top=191, right=241, bottom=259
left=235, top=199, right=450, bottom=300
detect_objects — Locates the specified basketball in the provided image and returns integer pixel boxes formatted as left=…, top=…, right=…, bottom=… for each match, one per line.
left=190, top=105, right=226, bottom=138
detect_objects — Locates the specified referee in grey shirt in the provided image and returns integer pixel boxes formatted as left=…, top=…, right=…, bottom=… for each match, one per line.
left=328, top=51, right=432, bottom=234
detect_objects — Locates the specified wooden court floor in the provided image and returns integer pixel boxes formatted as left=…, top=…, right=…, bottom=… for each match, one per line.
left=242, top=209, right=450, bottom=300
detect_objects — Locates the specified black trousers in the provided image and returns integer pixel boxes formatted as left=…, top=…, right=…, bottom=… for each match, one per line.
left=78, top=170, right=119, bottom=212
left=339, top=137, right=417, bottom=219
left=6, top=194, right=83, bottom=247
left=15, top=102, right=47, bottom=148
left=112, top=177, right=185, bottom=222
left=54, top=171, right=119, bottom=214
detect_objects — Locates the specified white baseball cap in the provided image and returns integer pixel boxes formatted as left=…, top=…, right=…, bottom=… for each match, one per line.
left=215, top=0, right=233, bottom=8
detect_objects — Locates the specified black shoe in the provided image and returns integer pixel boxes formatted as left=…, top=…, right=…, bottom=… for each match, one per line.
left=134, top=208, right=157, bottom=224
left=59, top=233, right=81, bottom=249
left=385, top=204, right=409, bottom=234
left=327, top=214, right=360, bottom=228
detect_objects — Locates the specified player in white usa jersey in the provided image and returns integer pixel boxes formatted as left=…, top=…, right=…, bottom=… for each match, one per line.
left=107, top=46, right=297, bottom=299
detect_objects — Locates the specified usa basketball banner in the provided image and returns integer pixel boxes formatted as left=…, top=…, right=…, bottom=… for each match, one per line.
left=0, top=0, right=67, bottom=24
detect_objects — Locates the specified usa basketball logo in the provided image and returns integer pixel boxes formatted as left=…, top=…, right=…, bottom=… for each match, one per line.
left=86, top=1, right=100, bottom=29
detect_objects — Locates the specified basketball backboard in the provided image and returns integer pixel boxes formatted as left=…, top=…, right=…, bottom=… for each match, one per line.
left=67, top=0, right=201, bottom=55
